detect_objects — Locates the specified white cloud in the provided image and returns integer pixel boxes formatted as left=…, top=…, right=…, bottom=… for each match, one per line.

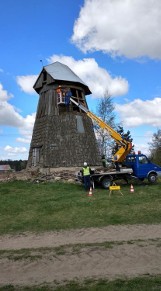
left=0, top=83, right=23, bottom=127
left=72, top=0, right=161, bottom=59
left=133, top=130, right=155, bottom=155
left=0, top=101, right=24, bottom=127
left=18, top=112, right=36, bottom=143
left=13, top=113, right=35, bottom=150
left=0, top=82, right=35, bottom=148
left=16, top=137, right=31, bottom=144
left=1, top=110, right=35, bottom=159
left=115, top=97, right=161, bottom=127
left=0, top=110, right=35, bottom=159
left=0, top=102, right=35, bottom=140
left=48, top=55, right=128, bottom=97
left=4, top=145, right=27, bottom=155
left=16, top=75, right=38, bottom=94
left=19, top=113, right=36, bottom=143
left=0, top=83, right=13, bottom=101
left=134, top=142, right=150, bottom=156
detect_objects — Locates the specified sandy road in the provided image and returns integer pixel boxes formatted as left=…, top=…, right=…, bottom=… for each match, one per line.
left=0, top=224, right=161, bottom=287
left=1, top=224, right=161, bottom=250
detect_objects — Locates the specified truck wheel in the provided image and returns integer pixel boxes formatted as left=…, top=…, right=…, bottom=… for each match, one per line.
left=148, top=173, right=157, bottom=183
left=101, top=177, right=112, bottom=189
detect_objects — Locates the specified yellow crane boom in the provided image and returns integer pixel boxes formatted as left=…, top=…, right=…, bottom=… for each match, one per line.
left=70, top=98, right=132, bottom=162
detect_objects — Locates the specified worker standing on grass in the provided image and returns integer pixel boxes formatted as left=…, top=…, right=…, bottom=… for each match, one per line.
left=81, top=162, right=91, bottom=191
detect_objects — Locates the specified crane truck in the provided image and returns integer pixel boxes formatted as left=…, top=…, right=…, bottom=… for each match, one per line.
left=70, top=97, right=161, bottom=189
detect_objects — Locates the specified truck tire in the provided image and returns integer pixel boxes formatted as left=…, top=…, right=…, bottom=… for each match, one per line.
left=148, top=173, right=157, bottom=183
left=101, top=177, right=112, bottom=189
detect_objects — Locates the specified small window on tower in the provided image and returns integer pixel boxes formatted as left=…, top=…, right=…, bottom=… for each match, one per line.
left=76, top=116, right=85, bottom=133
left=43, top=71, right=47, bottom=82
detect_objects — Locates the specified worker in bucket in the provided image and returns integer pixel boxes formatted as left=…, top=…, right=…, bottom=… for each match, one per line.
left=81, top=162, right=91, bottom=191
left=65, top=88, right=72, bottom=111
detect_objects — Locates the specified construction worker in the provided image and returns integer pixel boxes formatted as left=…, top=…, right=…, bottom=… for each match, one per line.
left=81, top=162, right=91, bottom=191
left=101, top=155, right=107, bottom=168
left=56, top=85, right=63, bottom=103
left=65, top=88, right=72, bottom=111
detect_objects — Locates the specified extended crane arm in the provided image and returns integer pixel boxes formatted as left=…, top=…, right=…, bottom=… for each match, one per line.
left=70, top=97, right=132, bottom=162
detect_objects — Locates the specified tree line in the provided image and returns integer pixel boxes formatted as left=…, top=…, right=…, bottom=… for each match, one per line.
left=0, top=160, right=27, bottom=171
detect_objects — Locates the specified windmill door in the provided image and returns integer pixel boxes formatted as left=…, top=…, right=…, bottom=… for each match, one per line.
left=32, top=148, right=40, bottom=166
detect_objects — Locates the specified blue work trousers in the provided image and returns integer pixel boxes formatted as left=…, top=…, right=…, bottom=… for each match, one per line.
left=83, top=175, right=91, bottom=190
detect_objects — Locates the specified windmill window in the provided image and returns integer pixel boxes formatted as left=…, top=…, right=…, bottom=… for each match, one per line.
left=43, top=71, right=47, bottom=82
left=76, top=116, right=85, bottom=133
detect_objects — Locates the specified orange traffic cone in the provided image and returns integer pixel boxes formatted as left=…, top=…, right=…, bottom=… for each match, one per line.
left=88, top=187, right=93, bottom=196
left=130, top=184, right=134, bottom=193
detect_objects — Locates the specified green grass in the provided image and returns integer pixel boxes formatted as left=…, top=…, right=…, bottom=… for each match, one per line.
left=0, top=180, right=161, bottom=235
left=1, top=276, right=161, bottom=290
left=1, top=180, right=161, bottom=290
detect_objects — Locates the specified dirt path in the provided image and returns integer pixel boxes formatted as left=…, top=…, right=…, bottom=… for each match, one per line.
left=1, top=224, right=161, bottom=287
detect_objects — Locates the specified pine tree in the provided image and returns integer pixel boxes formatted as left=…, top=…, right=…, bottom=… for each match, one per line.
left=112, top=125, right=133, bottom=157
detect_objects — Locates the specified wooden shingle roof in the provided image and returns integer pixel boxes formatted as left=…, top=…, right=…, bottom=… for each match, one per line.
left=34, top=61, right=91, bottom=95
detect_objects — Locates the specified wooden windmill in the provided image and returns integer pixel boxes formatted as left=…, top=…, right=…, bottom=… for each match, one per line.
left=27, top=62, right=101, bottom=168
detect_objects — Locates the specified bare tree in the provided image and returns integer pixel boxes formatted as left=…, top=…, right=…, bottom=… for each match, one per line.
left=95, top=94, right=116, bottom=160
left=149, top=129, right=161, bottom=165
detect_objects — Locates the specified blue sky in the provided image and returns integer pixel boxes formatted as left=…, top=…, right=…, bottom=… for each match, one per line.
left=0, top=0, right=161, bottom=160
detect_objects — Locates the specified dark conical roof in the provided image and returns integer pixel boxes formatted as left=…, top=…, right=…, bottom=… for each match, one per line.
left=34, top=61, right=91, bottom=95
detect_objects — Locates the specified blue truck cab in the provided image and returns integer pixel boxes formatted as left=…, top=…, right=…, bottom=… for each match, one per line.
left=125, top=153, right=161, bottom=183
left=77, top=153, right=161, bottom=189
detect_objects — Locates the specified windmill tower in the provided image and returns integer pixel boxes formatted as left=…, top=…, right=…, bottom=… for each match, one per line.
left=27, top=62, right=101, bottom=168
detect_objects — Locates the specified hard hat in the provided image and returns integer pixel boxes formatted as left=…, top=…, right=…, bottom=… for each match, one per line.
left=84, top=162, right=87, bottom=166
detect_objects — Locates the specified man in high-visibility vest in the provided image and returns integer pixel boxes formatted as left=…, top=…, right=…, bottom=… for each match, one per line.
left=82, top=162, right=91, bottom=191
